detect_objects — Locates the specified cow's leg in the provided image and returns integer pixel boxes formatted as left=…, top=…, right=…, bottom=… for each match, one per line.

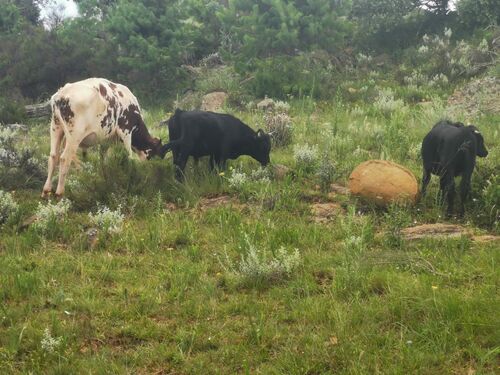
left=54, top=137, right=80, bottom=197
left=458, top=173, right=472, bottom=218
left=174, top=153, right=189, bottom=181
left=172, top=144, right=189, bottom=181
left=440, top=173, right=455, bottom=218
left=421, top=169, right=431, bottom=198
left=54, top=122, right=89, bottom=197
left=42, top=124, right=64, bottom=197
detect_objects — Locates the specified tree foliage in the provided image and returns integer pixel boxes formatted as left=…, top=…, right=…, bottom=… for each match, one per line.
left=0, top=0, right=496, bottom=104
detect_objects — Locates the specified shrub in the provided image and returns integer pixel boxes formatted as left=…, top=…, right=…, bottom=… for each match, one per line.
left=227, top=170, right=248, bottom=189
left=263, top=111, right=293, bottom=147
left=40, top=328, right=62, bottom=354
left=0, top=98, right=26, bottom=124
left=480, top=174, right=500, bottom=231
left=403, top=28, right=495, bottom=86
left=66, top=146, right=181, bottom=212
left=0, top=127, right=45, bottom=190
left=33, top=199, right=71, bottom=234
left=317, top=153, right=336, bottom=192
left=294, top=144, right=318, bottom=171
left=236, top=235, right=301, bottom=284
left=0, top=190, right=18, bottom=225
left=374, top=88, right=405, bottom=115
left=249, top=167, right=271, bottom=184
left=88, top=205, right=125, bottom=235
left=227, top=167, right=270, bottom=190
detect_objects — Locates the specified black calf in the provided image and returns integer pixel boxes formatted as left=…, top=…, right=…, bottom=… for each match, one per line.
left=421, top=120, right=488, bottom=217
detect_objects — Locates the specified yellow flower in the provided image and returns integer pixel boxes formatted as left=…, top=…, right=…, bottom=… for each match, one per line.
left=431, top=285, right=438, bottom=290
left=219, top=172, right=225, bottom=176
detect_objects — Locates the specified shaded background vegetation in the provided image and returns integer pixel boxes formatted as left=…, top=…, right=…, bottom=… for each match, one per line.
left=0, top=0, right=498, bottom=110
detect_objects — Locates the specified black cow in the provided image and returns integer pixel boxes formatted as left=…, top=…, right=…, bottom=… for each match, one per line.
left=160, top=109, right=271, bottom=180
left=421, top=120, right=488, bottom=217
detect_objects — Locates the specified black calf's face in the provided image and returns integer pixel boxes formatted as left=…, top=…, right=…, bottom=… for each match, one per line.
left=468, top=125, right=488, bottom=157
left=146, top=138, right=163, bottom=159
left=255, top=129, right=271, bottom=166
left=473, top=130, right=488, bottom=158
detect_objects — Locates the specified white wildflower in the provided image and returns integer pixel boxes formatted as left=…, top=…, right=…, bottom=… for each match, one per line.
left=238, top=235, right=300, bottom=281
left=0, top=190, right=18, bottom=224
left=294, top=144, right=318, bottom=167
left=33, top=199, right=71, bottom=233
left=88, top=205, right=125, bottom=234
left=418, top=45, right=429, bottom=54
left=228, top=170, right=248, bottom=189
left=374, top=88, right=404, bottom=114
left=41, top=328, right=62, bottom=353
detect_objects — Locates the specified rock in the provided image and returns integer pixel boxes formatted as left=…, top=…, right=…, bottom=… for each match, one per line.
left=200, top=91, right=228, bottom=112
left=401, top=224, right=469, bottom=240
left=273, top=164, right=292, bottom=180
left=257, top=98, right=275, bottom=111
left=4, top=123, right=28, bottom=131
left=330, top=183, right=350, bottom=195
left=19, top=215, right=37, bottom=230
left=86, top=228, right=99, bottom=249
left=348, top=160, right=418, bottom=206
left=472, top=235, right=500, bottom=243
left=311, top=202, right=343, bottom=223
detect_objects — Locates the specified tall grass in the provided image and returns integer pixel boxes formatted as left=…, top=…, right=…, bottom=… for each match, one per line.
left=0, top=93, right=498, bottom=374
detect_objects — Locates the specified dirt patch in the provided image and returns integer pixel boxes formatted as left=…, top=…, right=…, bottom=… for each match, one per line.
left=198, top=195, right=244, bottom=211
left=472, top=235, right=500, bottom=243
left=447, top=76, right=500, bottom=117
left=200, top=91, right=228, bottom=112
left=273, top=163, right=292, bottom=180
left=311, top=202, right=343, bottom=223
left=164, top=202, right=179, bottom=211
left=401, top=223, right=469, bottom=240
left=330, top=183, right=350, bottom=196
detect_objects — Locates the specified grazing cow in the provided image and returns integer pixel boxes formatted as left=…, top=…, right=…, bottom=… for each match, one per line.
left=421, top=120, right=488, bottom=217
left=42, top=78, right=163, bottom=197
left=160, top=109, right=271, bottom=180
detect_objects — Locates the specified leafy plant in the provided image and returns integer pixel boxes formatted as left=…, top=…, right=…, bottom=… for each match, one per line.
left=0, top=190, right=18, bottom=225
left=33, top=199, right=71, bottom=234
left=88, top=205, right=125, bottom=235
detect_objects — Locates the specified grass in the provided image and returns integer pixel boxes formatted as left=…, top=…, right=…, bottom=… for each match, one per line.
left=0, top=94, right=499, bottom=374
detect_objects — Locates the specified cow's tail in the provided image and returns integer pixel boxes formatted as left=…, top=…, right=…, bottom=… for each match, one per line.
left=159, top=140, right=179, bottom=159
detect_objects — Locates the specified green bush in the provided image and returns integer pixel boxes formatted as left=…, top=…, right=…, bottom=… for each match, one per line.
left=246, top=52, right=341, bottom=99
left=0, top=98, right=26, bottom=124
left=66, top=145, right=184, bottom=212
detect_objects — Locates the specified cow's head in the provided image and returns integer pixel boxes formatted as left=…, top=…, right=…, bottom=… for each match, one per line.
left=254, top=129, right=271, bottom=166
left=468, top=125, right=488, bottom=157
left=143, top=137, right=163, bottom=160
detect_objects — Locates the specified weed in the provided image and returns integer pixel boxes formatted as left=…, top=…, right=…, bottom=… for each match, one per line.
left=33, top=199, right=71, bottom=234
left=88, top=205, right=125, bottom=234
left=0, top=190, right=18, bottom=225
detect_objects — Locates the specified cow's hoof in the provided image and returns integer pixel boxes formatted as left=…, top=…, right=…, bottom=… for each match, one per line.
left=54, top=193, right=64, bottom=200
left=41, top=190, right=51, bottom=199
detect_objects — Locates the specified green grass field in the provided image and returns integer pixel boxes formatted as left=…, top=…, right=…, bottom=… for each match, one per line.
left=1, top=96, right=499, bottom=374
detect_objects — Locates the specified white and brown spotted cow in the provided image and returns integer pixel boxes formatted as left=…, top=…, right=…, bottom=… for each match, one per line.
left=42, top=78, right=163, bottom=197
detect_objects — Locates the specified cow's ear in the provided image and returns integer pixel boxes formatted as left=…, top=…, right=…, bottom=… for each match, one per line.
left=257, top=129, right=264, bottom=137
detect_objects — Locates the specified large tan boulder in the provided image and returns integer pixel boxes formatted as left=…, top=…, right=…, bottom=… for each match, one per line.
left=348, top=160, right=418, bottom=206
left=200, top=91, right=228, bottom=112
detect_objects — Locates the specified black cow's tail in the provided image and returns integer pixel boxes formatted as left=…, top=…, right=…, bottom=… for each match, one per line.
left=159, top=140, right=180, bottom=159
